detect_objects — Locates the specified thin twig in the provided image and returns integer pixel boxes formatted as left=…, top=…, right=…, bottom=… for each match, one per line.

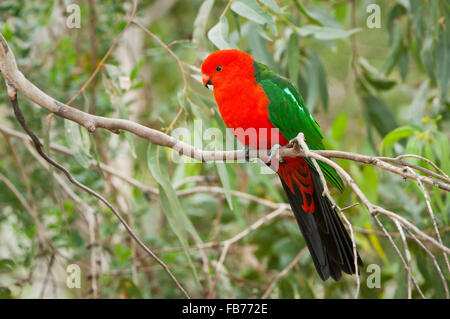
left=261, top=247, right=308, bottom=299
left=393, top=220, right=412, bottom=299
left=409, top=167, right=450, bottom=273
left=404, top=229, right=449, bottom=298
left=290, top=133, right=361, bottom=298
left=5, top=85, right=190, bottom=299
left=66, top=0, right=139, bottom=105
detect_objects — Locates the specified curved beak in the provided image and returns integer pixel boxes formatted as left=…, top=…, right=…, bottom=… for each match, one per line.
left=202, top=74, right=212, bottom=88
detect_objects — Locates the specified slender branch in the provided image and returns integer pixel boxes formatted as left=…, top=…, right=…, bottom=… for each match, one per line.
left=131, top=20, right=188, bottom=94
left=393, top=220, right=413, bottom=299
left=66, top=0, right=139, bottom=105
left=1, top=31, right=448, bottom=193
left=405, top=229, right=449, bottom=298
left=1, top=26, right=450, bottom=298
left=261, top=247, right=308, bottom=299
left=410, top=167, right=450, bottom=273
left=0, top=172, right=54, bottom=252
left=4, top=85, right=190, bottom=299
left=289, top=133, right=361, bottom=298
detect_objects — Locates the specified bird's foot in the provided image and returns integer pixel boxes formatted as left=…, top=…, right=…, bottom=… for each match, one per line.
left=288, top=133, right=306, bottom=153
left=244, top=145, right=250, bottom=162
left=264, top=144, right=284, bottom=165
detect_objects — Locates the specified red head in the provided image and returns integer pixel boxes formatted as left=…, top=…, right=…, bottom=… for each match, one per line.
left=201, top=49, right=255, bottom=90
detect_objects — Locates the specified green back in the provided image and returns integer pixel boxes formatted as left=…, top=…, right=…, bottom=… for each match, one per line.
left=253, top=62, right=344, bottom=191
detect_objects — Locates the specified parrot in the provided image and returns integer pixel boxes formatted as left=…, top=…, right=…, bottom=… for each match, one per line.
left=201, top=49, right=362, bottom=281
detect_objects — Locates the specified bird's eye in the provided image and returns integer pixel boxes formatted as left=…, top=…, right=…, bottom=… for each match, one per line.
left=216, top=65, right=223, bottom=72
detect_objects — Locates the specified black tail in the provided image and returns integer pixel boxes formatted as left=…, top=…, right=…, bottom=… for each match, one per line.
left=280, top=169, right=363, bottom=281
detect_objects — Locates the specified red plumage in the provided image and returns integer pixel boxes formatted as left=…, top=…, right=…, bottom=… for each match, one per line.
left=201, top=49, right=362, bottom=281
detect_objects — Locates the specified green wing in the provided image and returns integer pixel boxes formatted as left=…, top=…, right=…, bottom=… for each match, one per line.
left=254, top=62, right=344, bottom=191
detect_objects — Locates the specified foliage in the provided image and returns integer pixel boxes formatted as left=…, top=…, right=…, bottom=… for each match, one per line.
left=0, top=0, right=448, bottom=299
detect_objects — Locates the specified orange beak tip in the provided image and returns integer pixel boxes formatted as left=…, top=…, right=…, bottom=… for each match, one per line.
left=202, top=74, right=212, bottom=88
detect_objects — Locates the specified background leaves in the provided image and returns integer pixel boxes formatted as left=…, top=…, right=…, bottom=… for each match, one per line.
left=0, top=0, right=448, bottom=299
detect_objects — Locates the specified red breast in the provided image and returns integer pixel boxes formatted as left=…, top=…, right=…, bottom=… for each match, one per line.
left=201, top=50, right=288, bottom=148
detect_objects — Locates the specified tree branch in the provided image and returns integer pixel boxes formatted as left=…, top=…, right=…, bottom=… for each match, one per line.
left=4, top=84, right=190, bottom=299
left=0, top=31, right=448, bottom=192
left=1, top=28, right=449, bottom=299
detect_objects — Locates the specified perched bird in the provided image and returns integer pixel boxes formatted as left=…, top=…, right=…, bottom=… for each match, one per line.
left=201, top=49, right=362, bottom=281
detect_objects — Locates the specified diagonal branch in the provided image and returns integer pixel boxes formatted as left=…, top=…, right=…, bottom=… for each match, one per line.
left=0, top=31, right=448, bottom=192
left=4, top=84, right=190, bottom=299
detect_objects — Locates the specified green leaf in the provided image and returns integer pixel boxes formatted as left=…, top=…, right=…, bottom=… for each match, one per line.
left=364, top=221, right=388, bottom=264
left=361, top=165, right=378, bottom=203
left=302, top=6, right=342, bottom=29
left=215, top=162, right=233, bottom=210
left=124, top=132, right=137, bottom=159
left=433, top=131, right=450, bottom=175
left=303, top=57, right=318, bottom=112
left=408, top=80, right=429, bottom=125
left=231, top=0, right=276, bottom=34
left=334, top=2, right=348, bottom=23
left=294, top=0, right=323, bottom=26
left=0, top=259, right=15, bottom=272
left=104, top=64, right=127, bottom=93
left=0, top=287, right=12, bottom=299
left=287, top=32, right=299, bottom=88
left=405, top=134, right=421, bottom=158
left=381, top=126, right=415, bottom=156
left=64, top=120, right=90, bottom=168
left=421, top=34, right=436, bottom=83
left=331, top=113, right=348, bottom=143
left=397, top=47, right=409, bottom=80
left=436, top=9, right=449, bottom=104
left=130, top=56, right=146, bottom=81
left=381, top=22, right=403, bottom=75
left=310, top=51, right=329, bottom=110
left=359, top=58, right=397, bottom=91
left=146, top=144, right=201, bottom=286
left=193, top=0, right=215, bottom=44
left=247, top=23, right=277, bottom=70
left=118, top=278, right=142, bottom=299
left=362, top=95, right=398, bottom=138
left=258, top=0, right=284, bottom=14
left=208, top=17, right=234, bottom=50
left=296, top=25, right=361, bottom=40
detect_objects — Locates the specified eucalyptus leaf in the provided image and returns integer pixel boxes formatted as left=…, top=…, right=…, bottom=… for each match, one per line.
left=231, top=0, right=276, bottom=34
left=408, top=80, right=429, bottom=125
left=64, top=120, right=90, bottom=168
left=287, top=32, right=299, bottom=88
left=248, top=23, right=277, bottom=70
left=258, top=0, right=284, bottom=14
left=296, top=25, right=361, bottom=40
left=303, top=57, right=318, bottom=112
left=381, top=22, right=403, bottom=75
left=0, top=259, right=15, bottom=272
left=381, top=126, right=415, bottom=156
left=215, top=162, right=233, bottom=210
left=146, top=144, right=201, bottom=286
left=208, top=17, right=234, bottom=50
left=310, top=51, right=328, bottom=110
left=436, top=9, right=449, bottom=104
left=331, top=114, right=348, bottom=143
left=362, top=95, right=398, bottom=138
left=193, top=0, right=215, bottom=44
left=359, top=58, right=397, bottom=91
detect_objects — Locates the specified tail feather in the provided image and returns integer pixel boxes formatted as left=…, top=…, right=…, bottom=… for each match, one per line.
left=278, top=158, right=363, bottom=281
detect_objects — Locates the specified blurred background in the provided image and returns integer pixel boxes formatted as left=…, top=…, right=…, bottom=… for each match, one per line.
left=0, top=0, right=448, bottom=298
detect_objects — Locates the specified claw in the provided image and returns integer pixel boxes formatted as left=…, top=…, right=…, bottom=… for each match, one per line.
left=265, top=144, right=283, bottom=165
left=244, top=145, right=250, bottom=162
